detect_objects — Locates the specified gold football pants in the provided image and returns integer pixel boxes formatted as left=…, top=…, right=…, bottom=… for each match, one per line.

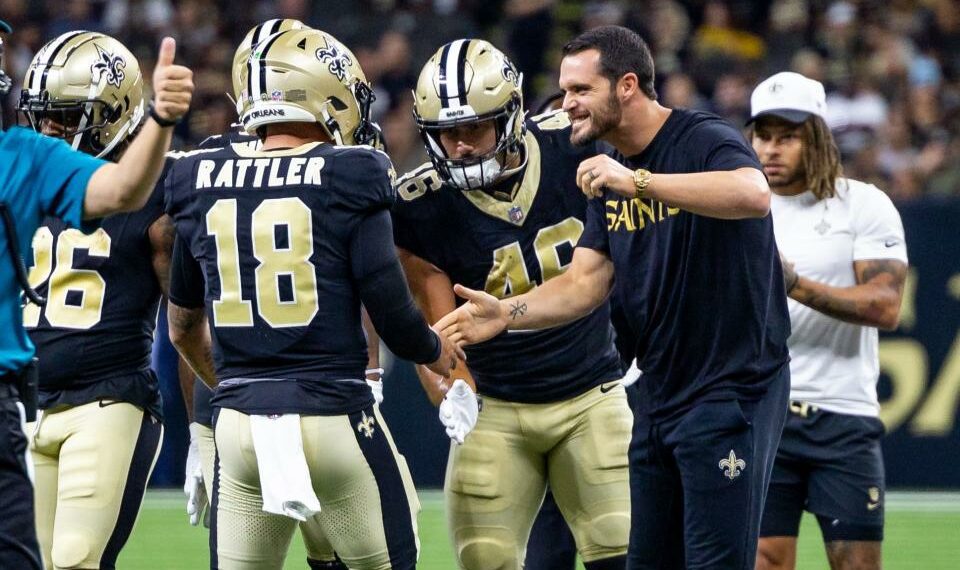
left=195, top=423, right=340, bottom=564
left=28, top=400, right=162, bottom=570
left=445, top=382, right=632, bottom=569
left=211, top=406, right=420, bottom=570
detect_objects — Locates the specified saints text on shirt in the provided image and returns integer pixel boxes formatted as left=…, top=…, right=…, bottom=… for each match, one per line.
left=605, top=197, right=680, bottom=232
left=194, top=157, right=326, bottom=189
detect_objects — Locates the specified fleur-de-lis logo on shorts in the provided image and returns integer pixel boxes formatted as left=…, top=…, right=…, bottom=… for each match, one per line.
left=316, top=41, right=352, bottom=83
left=867, top=486, right=882, bottom=511
left=719, top=450, right=746, bottom=480
left=357, top=411, right=376, bottom=439
left=90, top=44, right=126, bottom=87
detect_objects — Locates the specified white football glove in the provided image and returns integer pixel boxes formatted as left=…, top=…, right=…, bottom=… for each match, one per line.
left=439, top=379, right=479, bottom=445
left=621, top=358, right=642, bottom=388
left=184, top=423, right=208, bottom=527
left=366, top=368, right=384, bottom=405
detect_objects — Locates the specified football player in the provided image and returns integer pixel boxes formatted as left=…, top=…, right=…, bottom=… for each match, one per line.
left=18, top=31, right=172, bottom=569
left=180, top=19, right=354, bottom=570
left=165, top=28, right=458, bottom=570
left=393, top=40, right=631, bottom=570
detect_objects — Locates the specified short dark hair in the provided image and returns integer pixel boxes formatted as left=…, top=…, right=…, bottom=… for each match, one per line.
left=562, top=25, right=657, bottom=100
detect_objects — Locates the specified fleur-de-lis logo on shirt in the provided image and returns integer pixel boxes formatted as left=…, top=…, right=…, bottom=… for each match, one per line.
left=356, top=411, right=376, bottom=439
left=90, top=44, right=126, bottom=87
left=316, top=41, right=352, bottom=83
left=719, top=450, right=746, bottom=480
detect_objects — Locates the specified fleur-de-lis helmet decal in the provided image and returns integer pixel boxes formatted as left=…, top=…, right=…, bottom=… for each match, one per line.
left=90, top=43, right=126, bottom=88
left=315, top=41, right=353, bottom=83
left=234, top=27, right=378, bottom=147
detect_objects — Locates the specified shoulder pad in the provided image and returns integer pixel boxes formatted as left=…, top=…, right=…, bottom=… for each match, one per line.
left=527, top=108, right=572, bottom=133
left=327, top=146, right=397, bottom=211
left=198, top=128, right=255, bottom=149
left=166, top=147, right=221, bottom=160
left=395, top=163, right=444, bottom=203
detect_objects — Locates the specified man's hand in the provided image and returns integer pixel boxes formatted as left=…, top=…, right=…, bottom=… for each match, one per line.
left=439, top=379, right=479, bottom=444
left=152, top=37, right=193, bottom=123
left=435, top=284, right=508, bottom=347
left=184, top=423, right=208, bottom=527
left=423, top=328, right=464, bottom=377
left=576, top=155, right=635, bottom=199
left=780, top=252, right=799, bottom=295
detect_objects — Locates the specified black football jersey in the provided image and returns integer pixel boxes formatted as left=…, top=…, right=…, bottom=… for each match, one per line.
left=392, top=111, right=623, bottom=403
left=25, top=180, right=166, bottom=415
left=165, top=141, right=395, bottom=415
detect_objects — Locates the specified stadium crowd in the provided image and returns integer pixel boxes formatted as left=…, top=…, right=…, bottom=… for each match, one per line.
left=1, top=0, right=957, bottom=200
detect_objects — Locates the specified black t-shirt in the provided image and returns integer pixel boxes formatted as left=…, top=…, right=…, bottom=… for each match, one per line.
left=578, top=109, right=791, bottom=419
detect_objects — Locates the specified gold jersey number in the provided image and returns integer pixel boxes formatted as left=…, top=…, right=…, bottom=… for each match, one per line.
left=206, top=197, right=319, bottom=328
left=484, top=216, right=584, bottom=298
left=23, top=227, right=111, bottom=329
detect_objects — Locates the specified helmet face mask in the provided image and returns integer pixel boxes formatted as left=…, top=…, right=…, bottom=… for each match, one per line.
left=19, top=90, right=120, bottom=155
left=18, top=31, right=144, bottom=159
left=417, top=95, right=522, bottom=190
left=413, top=39, right=526, bottom=191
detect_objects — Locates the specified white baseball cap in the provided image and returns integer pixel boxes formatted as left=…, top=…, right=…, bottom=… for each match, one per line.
left=748, top=71, right=827, bottom=124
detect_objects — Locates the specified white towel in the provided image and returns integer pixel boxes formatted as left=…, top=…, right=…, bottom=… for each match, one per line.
left=249, top=414, right=321, bottom=521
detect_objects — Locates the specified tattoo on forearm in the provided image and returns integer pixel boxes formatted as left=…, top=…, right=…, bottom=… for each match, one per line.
left=794, top=258, right=907, bottom=327
left=801, top=287, right=859, bottom=316
left=857, top=259, right=907, bottom=289
left=509, top=301, right=527, bottom=320
left=169, top=305, right=204, bottom=331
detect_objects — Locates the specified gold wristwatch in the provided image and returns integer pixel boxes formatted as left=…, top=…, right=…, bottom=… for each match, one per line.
left=633, top=168, right=652, bottom=200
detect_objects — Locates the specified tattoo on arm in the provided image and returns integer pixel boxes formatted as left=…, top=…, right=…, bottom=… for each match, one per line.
left=856, top=259, right=907, bottom=289
left=168, top=304, right=217, bottom=386
left=149, top=215, right=176, bottom=296
left=509, top=301, right=527, bottom=320
left=168, top=303, right=204, bottom=330
left=793, top=258, right=907, bottom=329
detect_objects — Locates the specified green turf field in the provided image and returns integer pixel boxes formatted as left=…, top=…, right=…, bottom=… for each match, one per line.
left=119, top=490, right=960, bottom=569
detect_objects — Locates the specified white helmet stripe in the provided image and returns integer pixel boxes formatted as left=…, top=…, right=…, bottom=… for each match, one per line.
left=441, top=39, right=468, bottom=108
left=31, top=30, right=87, bottom=93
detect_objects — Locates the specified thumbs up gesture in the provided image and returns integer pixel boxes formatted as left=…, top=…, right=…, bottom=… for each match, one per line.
left=151, top=37, right=194, bottom=124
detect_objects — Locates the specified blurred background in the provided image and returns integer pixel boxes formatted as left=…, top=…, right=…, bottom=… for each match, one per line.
left=2, top=0, right=958, bottom=493
left=2, top=0, right=959, bottom=198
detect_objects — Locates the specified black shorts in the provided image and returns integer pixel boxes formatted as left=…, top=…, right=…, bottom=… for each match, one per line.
left=760, top=401, right=885, bottom=542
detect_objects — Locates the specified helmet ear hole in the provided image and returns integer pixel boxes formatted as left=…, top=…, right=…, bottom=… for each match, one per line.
left=328, top=96, right=348, bottom=112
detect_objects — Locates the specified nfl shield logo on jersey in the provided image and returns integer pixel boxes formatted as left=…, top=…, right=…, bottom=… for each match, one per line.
left=508, top=206, right=524, bottom=223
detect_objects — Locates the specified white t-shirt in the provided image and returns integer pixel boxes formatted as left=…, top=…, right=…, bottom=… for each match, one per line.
left=771, top=178, right=907, bottom=417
